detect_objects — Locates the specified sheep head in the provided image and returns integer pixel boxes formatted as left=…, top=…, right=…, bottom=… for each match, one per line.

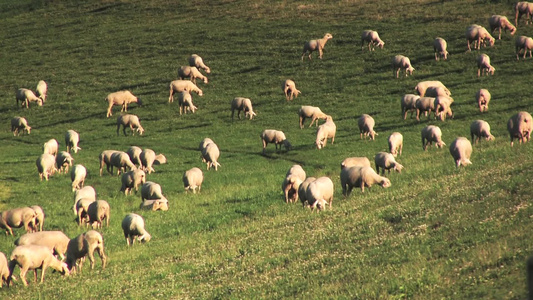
left=406, top=66, right=415, bottom=76
left=436, top=141, right=446, bottom=148
left=393, top=163, right=404, bottom=173
left=25, top=126, right=31, bottom=134
left=283, top=140, right=292, bottom=151
left=380, top=178, right=392, bottom=188
left=136, top=126, right=145, bottom=135
left=136, top=97, right=143, bottom=106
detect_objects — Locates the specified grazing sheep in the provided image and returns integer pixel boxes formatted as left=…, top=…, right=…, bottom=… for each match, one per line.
left=116, top=114, right=144, bottom=136
left=340, top=166, right=391, bottom=196
left=11, top=116, right=31, bottom=136
left=122, top=213, right=151, bottom=246
left=35, top=80, right=47, bottom=102
left=392, top=55, right=415, bottom=78
left=361, top=30, right=385, bottom=51
left=340, top=157, right=371, bottom=170
left=201, top=142, right=221, bottom=171
left=178, top=66, right=208, bottom=84
left=231, top=97, right=256, bottom=120
left=65, top=130, right=81, bottom=153
left=401, top=94, right=420, bottom=120
left=126, top=146, right=143, bottom=167
left=298, top=105, right=328, bottom=128
left=75, top=198, right=95, bottom=226
left=465, top=25, right=495, bottom=51
left=305, top=177, right=334, bottom=211
left=488, top=15, right=516, bottom=40
left=56, top=151, right=74, bottom=174
left=105, top=90, right=142, bottom=118
left=415, top=97, right=436, bottom=121
left=449, top=137, right=473, bottom=167
left=188, top=54, right=211, bottom=74
left=140, top=148, right=156, bottom=174
left=374, top=152, right=404, bottom=175
left=183, top=167, right=204, bottom=193
left=99, top=150, right=120, bottom=176
left=298, top=177, right=316, bottom=207
left=8, top=245, right=69, bottom=286
left=261, top=130, right=292, bottom=154
left=515, top=35, right=533, bottom=60
left=16, top=88, right=42, bottom=108
left=316, top=116, right=336, bottom=149
left=470, top=120, right=495, bottom=144
left=0, top=207, right=37, bottom=236
left=73, top=186, right=96, bottom=215
left=0, top=252, right=9, bottom=287
left=30, top=206, right=44, bottom=232
left=177, top=91, right=198, bottom=115
left=282, top=79, right=301, bottom=101
left=433, top=37, right=449, bottom=60
left=421, top=125, right=446, bottom=150
left=65, top=230, right=107, bottom=273
left=507, top=111, right=533, bottom=146
left=43, top=139, right=59, bottom=156
left=388, top=132, right=403, bottom=157
left=141, top=181, right=167, bottom=202
left=282, top=165, right=306, bottom=203
left=87, top=200, right=110, bottom=229
left=110, top=151, right=136, bottom=175
left=474, top=89, right=491, bottom=113
left=358, top=114, right=377, bottom=140
left=14, top=231, right=69, bottom=261
left=36, top=153, right=57, bottom=181
left=120, top=169, right=146, bottom=195
left=477, top=54, right=495, bottom=77
left=514, top=1, right=533, bottom=26
left=434, top=96, right=454, bottom=121
left=169, top=80, right=203, bottom=103
left=301, top=33, right=333, bottom=60
left=414, top=80, right=450, bottom=97
left=140, top=199, right=169, bottom=211
left=70, top=164, right=87, bottom=192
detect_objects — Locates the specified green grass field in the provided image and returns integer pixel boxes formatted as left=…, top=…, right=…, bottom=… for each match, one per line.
left=1, top=0, right=533, bottom=298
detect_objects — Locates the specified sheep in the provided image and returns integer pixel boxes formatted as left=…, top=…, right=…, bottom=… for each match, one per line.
left=301, top=33, right=333, bottom=60
left=201, top=142, right=221, bottom=171
left=178, top=66, right=208, bottom=84
left=140, top=199, right=169, bottom=211
left=316, top=116, right=336, bottom=149
left=514, top=1, right=533, bottom=26
left=35, top=80, right=47, bottom=102
left=30, top=206, right=44, bottom=232
left=414, top=80, right=450, bottom=97
left=178, top=91, right=198, bottom=115
left=169, top=80, right=203, bottom=103
left=87, top=200, right=110, bottom=229
left=14, top=231, right=70, bottom=261
left=99, top=150, right=120, bottom=176
left=507, top=111, right=533, bottom=146
left=105, top=90, right=142, bottom=118
left=120, top=169, right=146, bottom=195
left=16, top=88, right=42, bottom=108
left=415, top=97, right=436, bottom=121
left=0, top=207, right=37, bottom=236
left=358, top=114, right=377, bottom=140
left=261, top=130, right=292, bottom=154
left=282, top=79, right=301, bottom=101
left=477, top=54, right=495, bottom=77
left=110, top=151, right=136, bottom=175
left=433, top=37, right=449, bottom=60
left=183, top=167, right=204, bottom=193
left=56, top=151, right=74, bottom=174
left=298, top=177, right=316, bottom=207
left=434, top=96, right=454, bottom=121
left=340, top=166, right=391, bottom=196
left=36, top=153, right=57, bottom=181
left=199, top=137, right=214, bottom=152
left=188, top=54, right=211, bottom=74
left=126, top=146, right=143, bottom=167
left=421, top=125, right=446, bottom=150
left=65, top=230, right=107, bottom=273
left=388, top=132, right=403, bottom=157
left=8, top=245, right=69, bottom=286
left=340, top=157, right=371, bottom=170
left=282, top=165, right=306, bottom=203
left=43, top=139, right=59, bottom=156
left=122, top=213, right=151, bottom=246
left=472, top=89, right=491, bottom=114
left=73, top=186, right=96, bottom=216
left=488, top=15, right=516, bottom=40
left=70, top=164, right=87, bottom=192
left=231, top=97, right=256, bottom=120
left=64, top=130, right=81, bottom=153
left=515, top=35, right=533, bottom=60
left=374, top=152, right=404, bottom=175
left=116, top=114, right=144, bottom=136
left=401, top=94, right=420, bottom=120
left=361, top=30, right=385, bottom=51
left=0, top=252, right=9, bottom=287
left=305, top=177, right=334, bottom=211
left=10, top=117, right=31, bottom=136
left=140, top=148, right=156, bottom=174
left=470, top=120, right=495, bottom=144
left=465, top=25, right=495, bottom=51
left=392, top=55, right=415, bottom=78
left=75, top=198, right=95, bottom=226
left=141, top=181, right=167, bottom=202
left=298, top=106, right=328, bottom=128
left=449, top=137, right=473, bottom=168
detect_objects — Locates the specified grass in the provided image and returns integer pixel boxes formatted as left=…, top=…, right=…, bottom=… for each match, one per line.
left=1, top=0, right=533, bottom=298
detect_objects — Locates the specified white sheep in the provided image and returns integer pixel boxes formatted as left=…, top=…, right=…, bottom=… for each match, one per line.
left=401, top=94, right=420, bottom=120
left=470, top=120, right=495, bottom=144
left=514, top=2, right=533, bottom=26
left=65, top=130, right=81, bottom=153
left=73, top=186, right=96, bottom=216
left=56, top=151, right=74, bottom=174
left=340, top=157, right=371, bottom=170
left=110, top=151, right=136, bottom=175
left=388, top=132, right=403, bottom=157
left=305, top=177, right=334, bottom=211
left=43, top=139, right=59, bottom=156
left=11, top=117, right=31, bottom=136
left=65, top=230, right=107, bottom=273
left=0, top=252, right=9, bottom=287
left=433, top=37, right=449, bottom=60
left=122, top=213, right=151, bottom=246
left=465, top=24, right=495, bottom=51
left=281, top=165, right=306, bottom=203
left=188, top=54, right=211, bottom=74
left=282, top=79, right=301, bottom=101
left=316, top=115, right=336, bottom=149
left=140, top=148, right=156, bottom=174
left=178, top=91, right=198, bottom=115
left=105, top=90, right=142, bottom=118
left=434, top=95, right=454, bottom=121
left=99, top=150, right=120, bottom=176
left=140, top=199, right=169, bottom=211
left=415, top=97, right=436, bottom=121
left=141, top=181, right=167, bottom=202
left=421, top=125, right=446, bottom=150
left=8, top=245, right=69, bottom=286
left=475, top=89, right=491, bottom=112
left=120, top=169, right=146, bottom=195
left=0, top=207, right=37, bottom=236
left=178, top=66, right=208, bottom=84
left=75, top=198, right=95, bottom=226
left=488, top=15, right=517, bottom=40
left=70, top=164, right=87, bottom=192
left=301, top=33, right=333, bottom=60
left=36, top=153, right=57, bottom=181
left=392, top=55, right=415, bottom=78
left=16, top=88, right=42, bottom=108
left=477, top=54, right=495, bottom=77
left=298, top=177, right=316, bottom=207
left=201, top=142, right=221, bottom=171
left=169, top=80, right=203, bottom=103
left=126, top=146, right=143, bottom=167
left=449, top=137, right=473, bottom=168
left=231, top=97, right=256, bottom=120
left=361, top=30, right=385, bottom=51
left=358, top=114, right=377, bottom=140
left=414, top=80, right=451, bottom=97
left=117, top=114, right=144, bottom=136
left=507, top=111, right=533, bottom=146
left=30, top=205, right=44, bottom=232
left=87, top=200, right=110, bottom=229
left=14, top=231, right=70, bottom=261
left=298, top=105, right=328, bottom=128
left=374, top=152, right=404, bottom=175
left=35, top=80, right=47, bottom=102
left=183, top=167, right=204, bottom=193
left=515, top=35, right=533, bottom=60
left=340, top=166, right=391, bottom=196
left=261, top=130, right=292, bottom=154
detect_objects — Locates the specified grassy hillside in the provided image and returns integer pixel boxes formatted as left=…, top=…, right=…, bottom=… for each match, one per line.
left=1, top=0, right=532, bottom=298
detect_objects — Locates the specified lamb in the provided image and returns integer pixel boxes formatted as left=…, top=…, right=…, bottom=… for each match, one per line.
left=261, top=130, right=292, bottom=154
left=392, top=55, right=415, bottom=78
left=110, top=151, right=137, bottom=175
left=35, top=80, right=47, bottom=102
left=70, top=164, right=87, bottom=192
left=99, top=150, right=120, bottom=176
left=515, top=35, right=533, bottom=60
left=305, top=177, right=334, bottom=211
left=470, top=120, right=495, bottom=144
left=43, top=139, right=59, bottom=156
left=465, top=25, right=495, bottom=51
left=434, top=96, right=454, bottom=121
left=65, top=230, right=107, bottom=273
left=433, top=37, right=449, bottom=60
left=0, top=207, right=37, bottom=236
left=514, top=1, right=533, bottom=26
left=30, top=205, right=44, bottom=232
left=65, top=130, right=81, bottom=153
left=11, top=117, right=31, bottom=136
left=122, top=213, right=151, bottom=246
left=298, top=177, right=316, bottom=207
left=340, top=166, right=391, bottom=196
left=231, top=97, right=256, bottom=120
left=298, top=105, right=328, bottom=128
left=488, top=15, right=517, bottom=40
left=507, top=111, right=533, bottom=146
left=301, top=33, right=333, bottom=60
left=183, top=167, right=204, bottom=193
left=105, top=90, right=142, bottom=118
left=421, top=125, right=446, bottom=150
left=140, top=199, right=169, bottom=211
left=177, top=91, right=198, bottom=115
left=140, top=148, right=156, bottom=174
left=282, top=79, right=301, bottom=101
left=414, top=81, right=451, bottom=97
left=87, top=200, right=110, bottom=229
left=188, top=54, right=211, bottom=74
left=73, top=186, right=97, bottom=216
left=120, top=169, right=146, bottom=195
left=8, top=245, right=69, bottom=286
left=281, top=165, right=306, bottom=203
left=340, top=157, right=371, bottom=170
left=36, top=153, right=57, bottom=181
left=374, top=152, right=404, bottom=175
left=415, top=97, right=436, bottom=121
left=401, top=94, right=420, bottom=119
left=388, top=132, right=403, bottom=157
left=75, top=198, right=95, bottom=226
left=141, top=181, right=167, bottom=202
left=361, top=30, right=385, bottom=51
left=56, top=151, right=74, bottom=174
left=449, top=137, right=473, bottom=168
left=116, top=114, right=144, bottom=136
left=177, top=66, right=208, bottom=84
left=14, top=231, right=70, bottom=261
left=126, top=146, right=143, bottom=167
left=477, top=54, right=495, bottom=77
left=201, top=142, right=221, bottom=171
left=16, top=88, right=43, bottom=108
left=358, top=114, right=377, bottom=140
left=0, top=252, right=9, bottom=287
left=315, top=116, right=336, bottom=149
left=169, top=80, right=203, bottom=102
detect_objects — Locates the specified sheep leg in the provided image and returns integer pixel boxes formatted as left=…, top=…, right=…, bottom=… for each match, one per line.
left=19, top=267, right=29, bottom=286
